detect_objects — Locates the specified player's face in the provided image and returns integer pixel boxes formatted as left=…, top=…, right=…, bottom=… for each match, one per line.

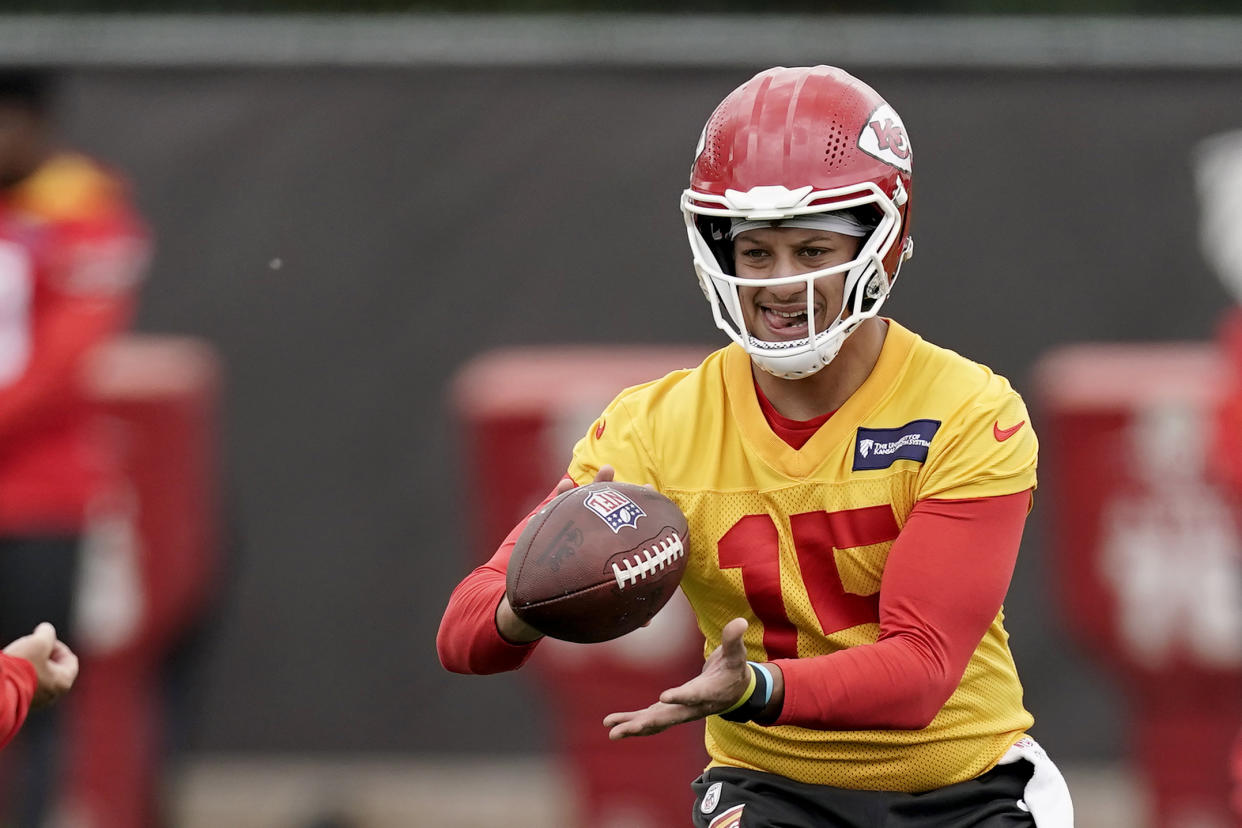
left=732, top=227, right=862, bottom=343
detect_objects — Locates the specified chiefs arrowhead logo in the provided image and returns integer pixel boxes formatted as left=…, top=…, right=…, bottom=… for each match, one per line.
left=858, top=103, right=912, bottom=173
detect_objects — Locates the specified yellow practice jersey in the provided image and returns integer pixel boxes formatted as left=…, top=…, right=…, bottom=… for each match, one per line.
left=567, top=321, right=1037, bottom=792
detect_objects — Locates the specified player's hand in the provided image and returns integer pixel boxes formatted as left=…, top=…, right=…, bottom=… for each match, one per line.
left=498, top=466, right=619, bottom=644
left=603, top=617, right=751, bottom=739
left=495, top=595, right=544, bottom=644
left=554, top=464, right=615, bottom=497
left=3, top=623, right=79, bottom=709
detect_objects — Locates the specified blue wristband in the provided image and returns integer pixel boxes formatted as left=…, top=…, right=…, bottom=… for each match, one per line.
left=750, top=661, right=774, bottom=707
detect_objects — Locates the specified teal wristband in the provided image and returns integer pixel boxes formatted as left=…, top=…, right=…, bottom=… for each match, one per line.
left=751, top=661, right=774, bottom=707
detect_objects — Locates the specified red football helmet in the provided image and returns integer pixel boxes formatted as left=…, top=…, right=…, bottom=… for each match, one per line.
left=683, top=66, right=914, bottom=378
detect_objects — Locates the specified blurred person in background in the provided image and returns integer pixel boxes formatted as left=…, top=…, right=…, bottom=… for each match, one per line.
left=0, top=68, right=148, bottom=827
left=1, top=623, right=79, bottom=750
left=440, top=66, right=1073, bottom=826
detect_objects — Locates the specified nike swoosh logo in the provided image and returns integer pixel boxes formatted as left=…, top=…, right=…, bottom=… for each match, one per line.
left=594, top=420, right=606, bottom=440
left=993, top=420, right=1026, bottom=442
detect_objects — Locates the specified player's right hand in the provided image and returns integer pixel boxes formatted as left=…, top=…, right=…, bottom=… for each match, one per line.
left=3, top=623, right=79, bottom=709
left=602, top=617, right=753, bottom=739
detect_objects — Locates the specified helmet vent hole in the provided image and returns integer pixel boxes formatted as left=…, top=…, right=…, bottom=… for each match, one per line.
left=824, top=123, right=849, bottom=170
left=696, top=100, right=734, bottom=181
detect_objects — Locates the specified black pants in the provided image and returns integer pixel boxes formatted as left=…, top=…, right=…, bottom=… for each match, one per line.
left=691, top=763, right=1036, bottom=828
left=0, top=535, right=82, bottom=828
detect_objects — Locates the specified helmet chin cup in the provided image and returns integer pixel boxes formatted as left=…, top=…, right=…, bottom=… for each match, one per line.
left=747, top=327, right=851, bottom=380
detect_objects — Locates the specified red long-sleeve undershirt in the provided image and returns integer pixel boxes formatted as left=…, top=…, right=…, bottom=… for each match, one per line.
left=772, top=490, right=1028, bottom=730
left=0, top=653, right=38, bottom=750
left=436, top=484, right=566, bottom=675
left=0, top=294, right=131, bottom=443
left=436, top=481, right=1029, bottom=731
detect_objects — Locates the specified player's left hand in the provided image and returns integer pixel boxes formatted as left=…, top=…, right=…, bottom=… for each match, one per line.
left=603, top=617, right=750, bottom=739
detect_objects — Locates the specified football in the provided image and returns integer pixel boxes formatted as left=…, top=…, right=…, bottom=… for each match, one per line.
left=506, top=481, right=689, bottom=644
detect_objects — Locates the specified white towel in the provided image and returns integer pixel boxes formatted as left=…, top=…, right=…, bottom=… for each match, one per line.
left=996, top=736, right=1076, bottom=827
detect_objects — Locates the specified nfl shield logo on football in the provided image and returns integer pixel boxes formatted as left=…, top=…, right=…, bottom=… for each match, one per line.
left=583, top=487, right=646, bottom=533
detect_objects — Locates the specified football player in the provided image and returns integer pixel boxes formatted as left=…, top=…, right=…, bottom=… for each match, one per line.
left=439, top=66, right=1073, bottom=826
left=0, top=67, right=147, bottom=826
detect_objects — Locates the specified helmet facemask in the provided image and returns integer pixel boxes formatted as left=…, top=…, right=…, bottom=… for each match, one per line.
left=683, top=183, right=905, bottom=380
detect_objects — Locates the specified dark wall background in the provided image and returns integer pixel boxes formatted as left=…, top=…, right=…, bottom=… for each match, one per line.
left=53, top=65, right=1239, bottom=760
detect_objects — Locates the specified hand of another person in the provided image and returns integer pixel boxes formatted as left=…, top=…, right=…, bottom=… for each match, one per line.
left=3, top=623, right=79, bottom=709
left=602, top=617, right=751, bottom=739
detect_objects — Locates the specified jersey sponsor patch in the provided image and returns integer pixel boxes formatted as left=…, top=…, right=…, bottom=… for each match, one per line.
left=583, top=487, right=646, bottom=533
left=853, top=419, right=940, bottom=470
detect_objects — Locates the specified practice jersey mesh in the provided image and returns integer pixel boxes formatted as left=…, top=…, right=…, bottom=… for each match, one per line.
left=567, top=321, right=1036, bottom=791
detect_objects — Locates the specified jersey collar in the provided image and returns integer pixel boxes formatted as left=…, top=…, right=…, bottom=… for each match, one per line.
left=724, top=320, right=918, bottom=478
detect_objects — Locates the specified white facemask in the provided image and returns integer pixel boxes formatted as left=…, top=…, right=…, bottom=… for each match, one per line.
left=683, top=182, right=905, bottom=379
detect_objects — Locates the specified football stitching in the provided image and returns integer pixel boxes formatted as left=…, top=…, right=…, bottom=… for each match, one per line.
left=510, top=485, right=687, bottom=613
left=611, top=531, right=686, bottom=589
left=512, top=533, right=685, bottom=609
left=510, top=531, right=686, bottom=611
